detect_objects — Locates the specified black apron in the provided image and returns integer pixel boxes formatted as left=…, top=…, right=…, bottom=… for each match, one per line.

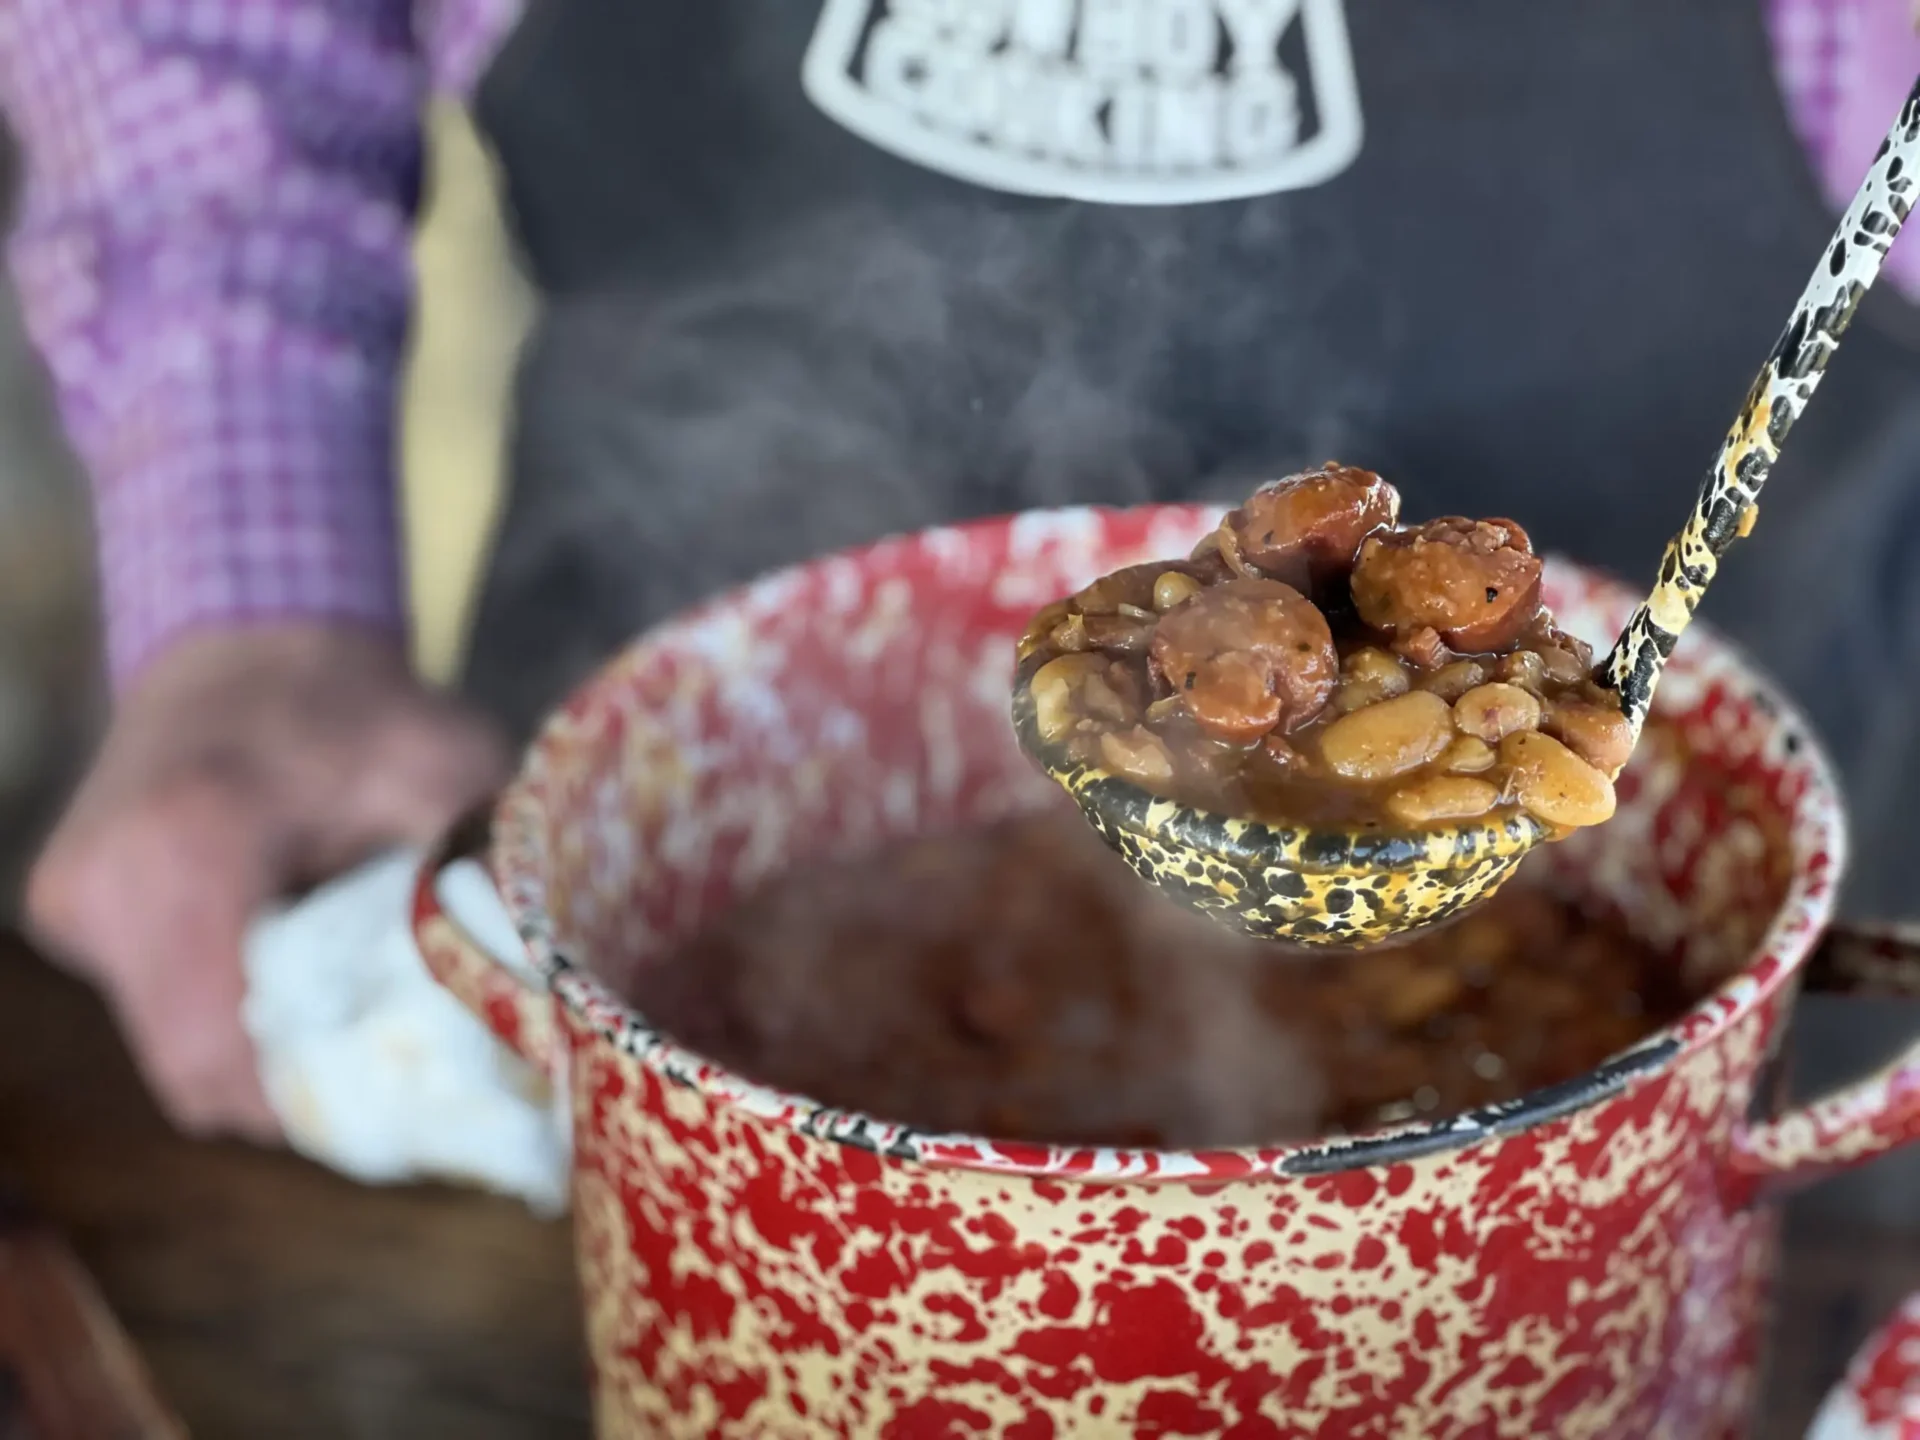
left=462, top=0, right=1920, bottom=921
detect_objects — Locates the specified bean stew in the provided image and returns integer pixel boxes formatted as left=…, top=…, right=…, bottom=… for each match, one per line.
left=629, top=806, right=1695, bottom=1149
left=1016, top=465, right=1632, bottom=835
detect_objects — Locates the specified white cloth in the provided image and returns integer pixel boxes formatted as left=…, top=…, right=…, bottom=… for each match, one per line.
left=240, top=850, right=570, bottom=1215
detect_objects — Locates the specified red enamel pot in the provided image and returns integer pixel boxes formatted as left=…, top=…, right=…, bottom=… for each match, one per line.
left=413, top=505, right=1920, bottom=1438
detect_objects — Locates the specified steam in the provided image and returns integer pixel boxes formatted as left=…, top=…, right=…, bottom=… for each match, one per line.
left=464, top=198, right=1388, bottom=734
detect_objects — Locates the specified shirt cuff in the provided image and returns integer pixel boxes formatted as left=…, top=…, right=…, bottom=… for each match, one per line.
left=92, top=312, right=407, bottom=686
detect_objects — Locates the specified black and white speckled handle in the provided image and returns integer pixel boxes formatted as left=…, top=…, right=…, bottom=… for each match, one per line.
left=1599, top=74, right=1920, bottom=732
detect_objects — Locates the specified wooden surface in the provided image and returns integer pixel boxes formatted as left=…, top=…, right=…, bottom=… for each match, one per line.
left=0, top=937, right=588, bottom=1440
left=0, top=1210, right=188, bottom=1440
left=1, top=932, right=1918, bottom=1440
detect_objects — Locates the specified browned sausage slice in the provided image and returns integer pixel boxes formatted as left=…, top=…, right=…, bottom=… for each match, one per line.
left=1224, top=464, right=1401, bottom=595
left=1150, top=578, right=1338, bottom=743
left=1350, top=517, right=1544, bottom=655
left=1038, top=559, right=1232, bottom=658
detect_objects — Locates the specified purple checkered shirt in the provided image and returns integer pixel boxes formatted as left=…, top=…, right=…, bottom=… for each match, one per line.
left=2, top=0, right=1917, bottom=688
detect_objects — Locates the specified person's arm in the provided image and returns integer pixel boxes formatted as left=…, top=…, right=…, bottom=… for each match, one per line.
left=0, top=0, right=505, bottom=1138
left=2, top=0, right=417, bottom=682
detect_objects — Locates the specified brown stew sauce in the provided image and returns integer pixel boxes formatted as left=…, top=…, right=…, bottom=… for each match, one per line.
left=630, top=808, right=1694, bottom=1150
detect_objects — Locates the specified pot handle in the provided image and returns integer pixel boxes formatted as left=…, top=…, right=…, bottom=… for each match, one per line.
left=409, top=804, right=559, bottom=1072
left=1725, top=922, right=1920, bottom=1201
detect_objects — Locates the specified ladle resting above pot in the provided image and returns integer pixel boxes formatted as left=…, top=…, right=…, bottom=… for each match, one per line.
left=1011, top=76, right=1920, bottom=949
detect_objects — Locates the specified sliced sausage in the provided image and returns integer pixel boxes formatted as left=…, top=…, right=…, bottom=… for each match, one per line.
left=1223, top=464, right=1401, bottom=596
left=1350, top=516, right=1544, bottom=654
left=1058, top=561, right=1215, bottom=657
left=1150, top=577, right=1338, bottom=743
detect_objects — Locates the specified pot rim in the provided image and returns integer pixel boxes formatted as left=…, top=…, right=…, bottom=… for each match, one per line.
left=492, top=505, right=1848, bottom=1182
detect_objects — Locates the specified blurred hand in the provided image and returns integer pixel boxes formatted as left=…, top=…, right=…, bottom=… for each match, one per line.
left=25, top=626, right=509, bottom=1141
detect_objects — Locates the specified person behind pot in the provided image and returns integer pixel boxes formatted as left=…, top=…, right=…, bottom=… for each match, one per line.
left=4, top=2, right=1920, bottom=1139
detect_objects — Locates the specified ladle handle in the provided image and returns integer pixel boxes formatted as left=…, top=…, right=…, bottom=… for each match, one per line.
left=1599, top=75, right=1920, bottom=734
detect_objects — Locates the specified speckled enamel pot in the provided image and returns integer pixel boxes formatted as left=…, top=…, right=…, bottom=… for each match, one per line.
left=413, top=505, right=1920, bottom=1439
left=1810, top=1291, right=1920, bottom=1440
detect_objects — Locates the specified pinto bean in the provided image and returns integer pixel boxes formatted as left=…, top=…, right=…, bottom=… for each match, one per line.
left=1352, top=517, right=1544, bottom=653
left=1440, top=736, right=1496, bottom=774
left=1080, top=613, right=1155, bottom=655
left=1332, top=646, right=1411, bottom=713
left=1047, top=612, right=1091, bottom=653
left=1070, top=561, right=1185, bottom=617
left=1145, top=694, right=1185, bottom=724
left=1332, top=684, right=1382, bottom=715
left=1223, top=464, right=1401, bottom=595
left=1544, top=698, right=1635, bottom=775
left=1077, top=664, right=1140, bottom=725
left=1318, top=690, right=1454, bottom=781
left=1150, top=578, right=1338, bottom=743
left=1377, top=966, right=1466, bottom=1030
left=1099, top=727, right=1177, bottom=791
left=1421, top=659, right=1489, bottom=702
left=1345, top=647, right=1410, bottom=692
left=1029, top=654, right=1107, bottom=744
left=1153, top=570, right=1203, bottom=612
left=1500, top=730, right=1616, bottom=828
left=1028, top=652, right=1148, bottom=747
left=1018, top=599, right=1072, bottom=661
left=1452, top=683, right=1544, bottom=744
left=1385, top=775, right=1500, bottom=826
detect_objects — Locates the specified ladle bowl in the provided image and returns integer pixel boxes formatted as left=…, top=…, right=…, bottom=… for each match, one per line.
left=1009, top=661, right=1547, bottom=946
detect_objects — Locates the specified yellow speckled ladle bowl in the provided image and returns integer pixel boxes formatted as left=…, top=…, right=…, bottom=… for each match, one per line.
left=1014, top=78, right=1920, bottom=948
left=1009, top=667, right=1549, bottom=946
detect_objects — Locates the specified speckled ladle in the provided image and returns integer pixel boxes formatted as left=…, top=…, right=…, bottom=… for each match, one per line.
left=1013, top=76, right=1920, bottom=949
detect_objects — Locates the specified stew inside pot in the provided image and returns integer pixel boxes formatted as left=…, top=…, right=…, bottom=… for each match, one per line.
left=629, top=804, right=1697, bottom=1150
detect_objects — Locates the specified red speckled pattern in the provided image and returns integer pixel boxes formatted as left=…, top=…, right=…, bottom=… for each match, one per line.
left=415, top=506, right=1909, bottom=1437
left=1810, top=1293, right=1920, bottom=1440
left=412, top=902, right=559, bottom=1075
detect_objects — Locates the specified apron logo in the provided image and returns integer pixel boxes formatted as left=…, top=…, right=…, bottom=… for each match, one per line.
left=802, top=0, right=1364, bottom=205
